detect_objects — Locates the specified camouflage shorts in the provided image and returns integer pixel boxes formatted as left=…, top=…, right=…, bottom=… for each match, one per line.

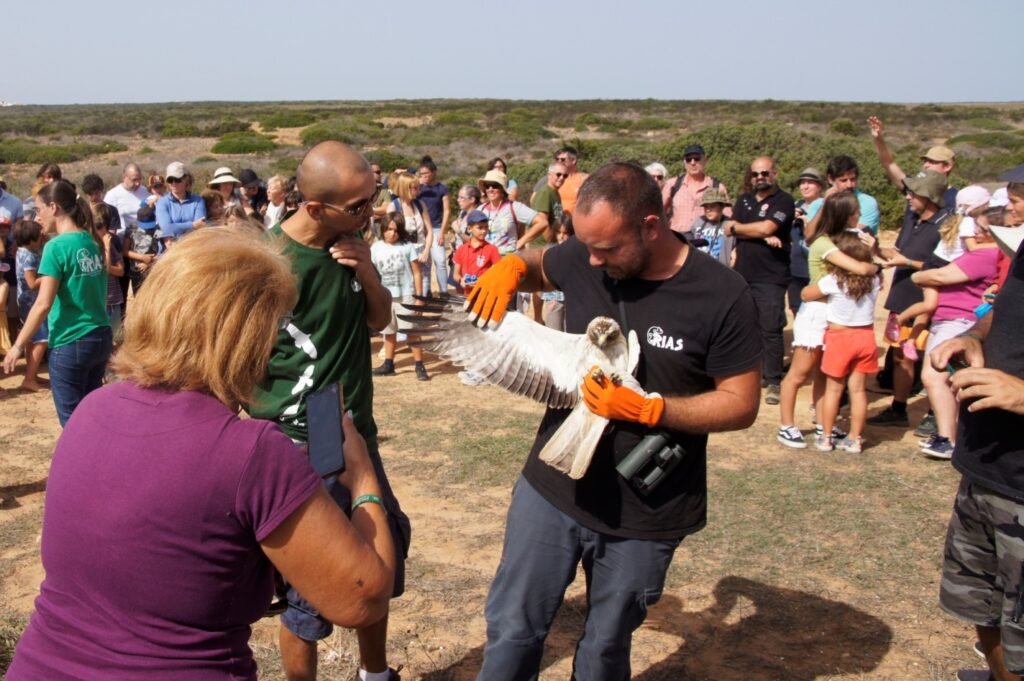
left=940, top=477, right=1024, bottom=673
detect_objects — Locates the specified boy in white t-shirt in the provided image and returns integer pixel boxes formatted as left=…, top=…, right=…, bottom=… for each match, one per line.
left=801, top=232, right=882, bottom=453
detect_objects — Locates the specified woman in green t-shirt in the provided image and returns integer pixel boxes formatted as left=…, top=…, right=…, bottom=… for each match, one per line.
left=3, top=180, right=112, bottom=426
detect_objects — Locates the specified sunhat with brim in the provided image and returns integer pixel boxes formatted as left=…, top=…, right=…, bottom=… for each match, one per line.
left=920, top=145, right=955, bottom=164
left=955, top=185, right=992, bottom=215
left=903, top=170, right=947, bottom=208
left=477, top=170, right=509, bottom=195
left=990, top=225, right=1024, bottom=259
left=208, top=167, right=241, bottom=186
left=796, top=167, right=826, bottom=185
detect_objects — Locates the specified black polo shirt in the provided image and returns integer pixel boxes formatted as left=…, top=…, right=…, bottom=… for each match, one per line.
left=732, top=187, right=794, bottom=287
left=883, top=207, right=950, bottom=313
left=953, top=239, right=1024, bottom=501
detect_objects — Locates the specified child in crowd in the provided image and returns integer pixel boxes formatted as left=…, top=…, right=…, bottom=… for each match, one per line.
left=452, top=210, right=501, bottom=386
left=801, top=231, right=882, bottom=453
left=452, top=211, right=500, bottom=297
left=370, top=213, right=429, bottom=381
left=541, top=213, right=573, bottom=331
left=124, top=204, right=159, bottom=294
left=689, top=188, right=735, bottom=266
left=91, top=204, right=125, bottom=343
left=13, top=219, right=47, bottom=391
left=886, top=186, right=990, bottom=360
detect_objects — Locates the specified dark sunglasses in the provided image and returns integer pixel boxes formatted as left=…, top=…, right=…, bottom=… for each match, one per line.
left=652, top=174, right=664, bottom=180
left=483, top=182, right=504, bottom=190
left=684, top=156, right=703, bottom=163
left=751, top=170, right=771, bottom=178
left=167, top=177, right=184, bottom=184
left=553, top=172, right=569, bottom=178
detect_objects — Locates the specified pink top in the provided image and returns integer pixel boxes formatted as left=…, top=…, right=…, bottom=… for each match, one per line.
left=933, top=247, right=1000, bottom=322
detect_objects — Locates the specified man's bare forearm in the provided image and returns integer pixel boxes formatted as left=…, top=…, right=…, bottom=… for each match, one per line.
left=657, top=367, right=761, bottom=433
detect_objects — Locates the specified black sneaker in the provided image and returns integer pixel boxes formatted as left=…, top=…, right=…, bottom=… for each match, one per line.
left=373, top=362, right=395, bottom=376
left=867, top=408, right=908, bottom=427
left=764, top=384, right=780, bottom=405
left=914, top=412, right=937, bottom=437
left=415, top=365, right=430, bottom=381
left=921, top=436, right=954, bottom=460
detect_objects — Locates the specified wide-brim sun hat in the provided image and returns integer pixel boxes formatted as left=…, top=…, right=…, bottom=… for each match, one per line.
left=477, top=169, right=509, bottom=195
left=208, top=167, right=242, bottom=186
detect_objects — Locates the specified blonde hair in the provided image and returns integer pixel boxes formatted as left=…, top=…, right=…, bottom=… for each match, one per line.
left=110, top=227, right=297, bottom=409
left=267, top=174, right=287, bottom=191
left=393, top=172, right=419, bottom=203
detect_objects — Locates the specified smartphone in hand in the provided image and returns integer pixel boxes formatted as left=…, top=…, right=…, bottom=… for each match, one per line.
left=306, top=382, right=346, bottom=478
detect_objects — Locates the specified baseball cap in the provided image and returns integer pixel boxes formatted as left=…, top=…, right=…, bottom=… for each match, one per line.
left=466, top=210, right=489, bottom=224
left=165, top=161, right=187, bottom=180
left=238, top=169, right=261, bottom=187
left=683, top=144, right=706, bottom=158
left=700, top=188, right=729, bottom=206
left=921, top=145, right=955, bottom=164
left=137, top=203, right=157, bottom=229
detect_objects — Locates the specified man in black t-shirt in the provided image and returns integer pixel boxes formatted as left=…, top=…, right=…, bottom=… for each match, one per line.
left=722, top=156, right=795, bottom=405
left=930, top=171, right=1024, bottom=681
left=467, top=162, right=763, bottom=681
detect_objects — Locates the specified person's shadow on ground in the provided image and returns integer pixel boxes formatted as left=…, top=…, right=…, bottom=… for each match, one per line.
left=422, top=575, right=892, bottom=680
left=0, top=478, right=47, bottom=510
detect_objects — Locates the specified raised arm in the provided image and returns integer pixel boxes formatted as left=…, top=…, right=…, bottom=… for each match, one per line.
left=867, top=116, right=907, bottom=187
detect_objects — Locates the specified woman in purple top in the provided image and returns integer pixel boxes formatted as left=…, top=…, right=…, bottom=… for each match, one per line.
left=7, top=227, right=396, bottom=680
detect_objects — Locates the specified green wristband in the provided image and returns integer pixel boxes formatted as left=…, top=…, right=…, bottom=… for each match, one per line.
left=351, top=494, right=386, bottom=514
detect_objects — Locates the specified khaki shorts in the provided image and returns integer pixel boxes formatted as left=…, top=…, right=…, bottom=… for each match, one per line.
left=940, top=477, right=1024, bottom=674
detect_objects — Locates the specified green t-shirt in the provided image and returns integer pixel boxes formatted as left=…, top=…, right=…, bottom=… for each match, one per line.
left=530, top=185, right=562, bottom=246
left=248, top=226, right=376, bottom=443
left=37, top=231, right=109, bottom=348
left=807, top=235, right=837, bottom=284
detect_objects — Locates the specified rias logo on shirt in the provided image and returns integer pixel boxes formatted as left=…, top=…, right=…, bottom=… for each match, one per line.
left=646, top=326, right=684, bottom=352
left=76, top=248, right=104, bottom=274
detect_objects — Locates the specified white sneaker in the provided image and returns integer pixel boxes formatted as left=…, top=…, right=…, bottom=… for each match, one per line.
left=777, top=426, right=807, bottom=449
left=459, top=370, right=485, bottom=386
left=814, top=435, right=834, bottom=452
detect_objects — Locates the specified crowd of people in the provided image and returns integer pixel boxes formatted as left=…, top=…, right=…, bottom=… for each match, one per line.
left=0, top=114, right=1022, bottom=681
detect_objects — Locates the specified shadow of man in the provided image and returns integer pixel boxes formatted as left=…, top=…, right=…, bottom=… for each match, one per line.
left=0, top=478, right=47, bottom=510
left=422, top=575, right=891, bottom=680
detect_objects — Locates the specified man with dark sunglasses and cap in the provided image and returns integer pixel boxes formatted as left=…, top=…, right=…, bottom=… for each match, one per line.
left=238, top=169, right=268, bottom=218
left=662, top=143, right=729, bottom=234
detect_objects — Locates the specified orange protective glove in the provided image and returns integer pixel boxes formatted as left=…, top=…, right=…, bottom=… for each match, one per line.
left=466, top=254, right=527, bottom=327
left=581, top=367, right=664, bottom=427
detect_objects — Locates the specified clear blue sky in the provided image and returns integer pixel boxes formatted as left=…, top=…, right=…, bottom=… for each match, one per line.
left=7, top=0, right=1019, bottom=105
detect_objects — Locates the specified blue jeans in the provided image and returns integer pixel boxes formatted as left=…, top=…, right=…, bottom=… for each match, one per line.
left=478, top=478, right=680, bottom=681
left=421, top=238, right=447, bottom=295
left=49, top=326, right=112, bottom=427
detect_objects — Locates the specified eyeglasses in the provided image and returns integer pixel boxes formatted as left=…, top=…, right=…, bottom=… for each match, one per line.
left=167, top=177, right=184, bottom=184
left=555, top=156, right=571, bottom=163
left=652, top=174, right=664, bottom=180
left=457, top=194, right=471, bottom=201
left=553, top=172, right=569, bottom=178
left=684, top=156, right=703, bottom=163
left=751, top=170, right=772, bottom=178
left=310, top=186, right=381, bottom=218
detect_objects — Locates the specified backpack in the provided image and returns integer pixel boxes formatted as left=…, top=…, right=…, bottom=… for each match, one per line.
left=665, top=176, right=720, bottom=223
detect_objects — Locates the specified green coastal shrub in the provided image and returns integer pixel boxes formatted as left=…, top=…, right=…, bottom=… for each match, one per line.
left=211, top=132, right=276, bottom=154
left=0, top=138, right=127, bottom=164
